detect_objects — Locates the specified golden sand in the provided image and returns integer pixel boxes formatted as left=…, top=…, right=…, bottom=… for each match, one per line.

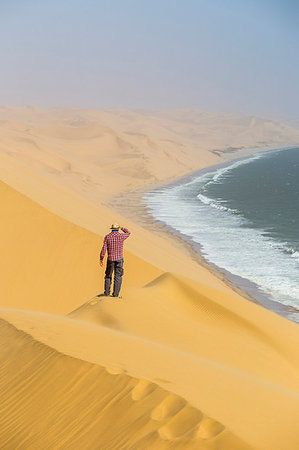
left=0, top=108, right=299, bottom=449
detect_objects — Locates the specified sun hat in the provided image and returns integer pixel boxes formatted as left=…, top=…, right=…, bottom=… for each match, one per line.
left=110, top=223, right=120, bottom=230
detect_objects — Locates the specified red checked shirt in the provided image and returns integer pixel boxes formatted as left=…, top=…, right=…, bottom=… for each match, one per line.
left=100, top=227, right=131, bottom=262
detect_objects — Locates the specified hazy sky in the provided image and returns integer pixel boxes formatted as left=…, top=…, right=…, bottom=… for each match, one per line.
left=0, top=0, right=298, bottom=118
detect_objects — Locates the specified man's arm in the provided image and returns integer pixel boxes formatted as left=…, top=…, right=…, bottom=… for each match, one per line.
left=120, top=227, right=131, bottom=240
left=100, top=236, right=107, bottom=265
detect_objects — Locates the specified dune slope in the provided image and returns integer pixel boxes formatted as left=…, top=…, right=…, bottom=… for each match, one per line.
left=0, top=179, right=160, bottom=314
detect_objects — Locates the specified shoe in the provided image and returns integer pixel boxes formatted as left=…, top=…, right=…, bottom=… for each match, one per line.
left=98, top=292, right=110, bottom=297
left=111, top=294, right=122, bottom=299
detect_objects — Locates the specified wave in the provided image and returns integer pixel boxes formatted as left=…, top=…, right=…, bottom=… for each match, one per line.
left=197, top=193, right=241, bottom=214
left=185, top=152, right=266, bottom=193
left=269, top=242, right=299, bottom=260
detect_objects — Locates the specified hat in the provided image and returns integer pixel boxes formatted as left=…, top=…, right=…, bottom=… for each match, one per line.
left=110, top=223, right=120, bottom=230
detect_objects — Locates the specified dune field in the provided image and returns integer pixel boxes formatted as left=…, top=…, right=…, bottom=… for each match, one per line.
left=0, top=107, right=299, bottom=449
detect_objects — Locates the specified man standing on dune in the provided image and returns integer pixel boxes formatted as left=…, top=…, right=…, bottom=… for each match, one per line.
left=100, top=224, right=131, bottom=298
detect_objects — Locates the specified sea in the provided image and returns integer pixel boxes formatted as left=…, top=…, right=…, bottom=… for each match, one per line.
left=144, top=146, right=299, bottom=323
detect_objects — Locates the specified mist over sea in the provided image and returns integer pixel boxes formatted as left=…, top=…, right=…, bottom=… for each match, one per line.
left=145, top=147, right=299, bottom=323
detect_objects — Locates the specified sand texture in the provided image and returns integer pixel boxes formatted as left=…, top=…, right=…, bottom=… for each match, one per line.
left=0, top=107, right=299, bottom=449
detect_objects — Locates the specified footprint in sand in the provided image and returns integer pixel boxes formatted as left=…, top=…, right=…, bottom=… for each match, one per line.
left=89, top=294, right=107, bottom=305
left=158, top=405, right=203, bottom=440
left=131, top=380, right=157, bottom=401
left=89, top=299, right=100, bottom=305
left=151, top=394, right=186, bottom=421
left=105, top=366, right=125, bottom=375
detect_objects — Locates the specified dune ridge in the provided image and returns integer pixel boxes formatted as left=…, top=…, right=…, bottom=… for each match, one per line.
left=1, top=108, right=299, bottom=449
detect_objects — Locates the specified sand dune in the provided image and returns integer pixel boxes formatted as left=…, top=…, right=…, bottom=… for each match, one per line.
left=1, top=108, right=299, bottom=449
left=1, top=107, right=299, bottom=206
left=0, top=318, right=247, bottom=449
left=0, top=293, right=298, bottom=449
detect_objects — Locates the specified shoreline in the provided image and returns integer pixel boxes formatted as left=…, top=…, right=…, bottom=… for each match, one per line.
left=106, top=143, right=299, bottom=323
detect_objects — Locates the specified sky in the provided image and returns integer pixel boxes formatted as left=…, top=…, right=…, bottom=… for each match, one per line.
left=0, top=0, right=298, bottom=118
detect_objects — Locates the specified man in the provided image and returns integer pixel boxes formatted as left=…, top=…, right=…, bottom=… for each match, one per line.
left=100, top=223, right=131, bottom=298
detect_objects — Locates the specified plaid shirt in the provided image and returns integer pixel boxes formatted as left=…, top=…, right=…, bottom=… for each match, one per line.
left=100, top=227, right=131, bottom=262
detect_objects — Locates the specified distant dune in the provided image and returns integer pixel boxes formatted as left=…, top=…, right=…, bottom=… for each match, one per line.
left=1, top=107, right=299, bottom=205
left=0, top=107, right=299, bottom=449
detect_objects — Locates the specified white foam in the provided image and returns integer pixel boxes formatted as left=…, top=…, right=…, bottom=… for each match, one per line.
left=184, top=152, right=266, bottom=191
left=291, top=251, right=299, bottom=260
left=196, top=193, right=241, bottom=214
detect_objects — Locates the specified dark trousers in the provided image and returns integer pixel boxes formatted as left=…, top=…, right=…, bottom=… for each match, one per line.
left=104, top=259, right=124, bottom=296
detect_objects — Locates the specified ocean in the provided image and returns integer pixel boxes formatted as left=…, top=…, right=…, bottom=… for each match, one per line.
left=144, top=146, right=299, bottom=323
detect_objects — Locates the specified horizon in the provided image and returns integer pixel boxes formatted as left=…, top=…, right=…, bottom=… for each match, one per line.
left=1, top=0, right=298, bottom=120
left=0, top=105, right=297, bottom=126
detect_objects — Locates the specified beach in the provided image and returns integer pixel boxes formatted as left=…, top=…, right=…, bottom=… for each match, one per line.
left=0, top=107, right=299, bottom=449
